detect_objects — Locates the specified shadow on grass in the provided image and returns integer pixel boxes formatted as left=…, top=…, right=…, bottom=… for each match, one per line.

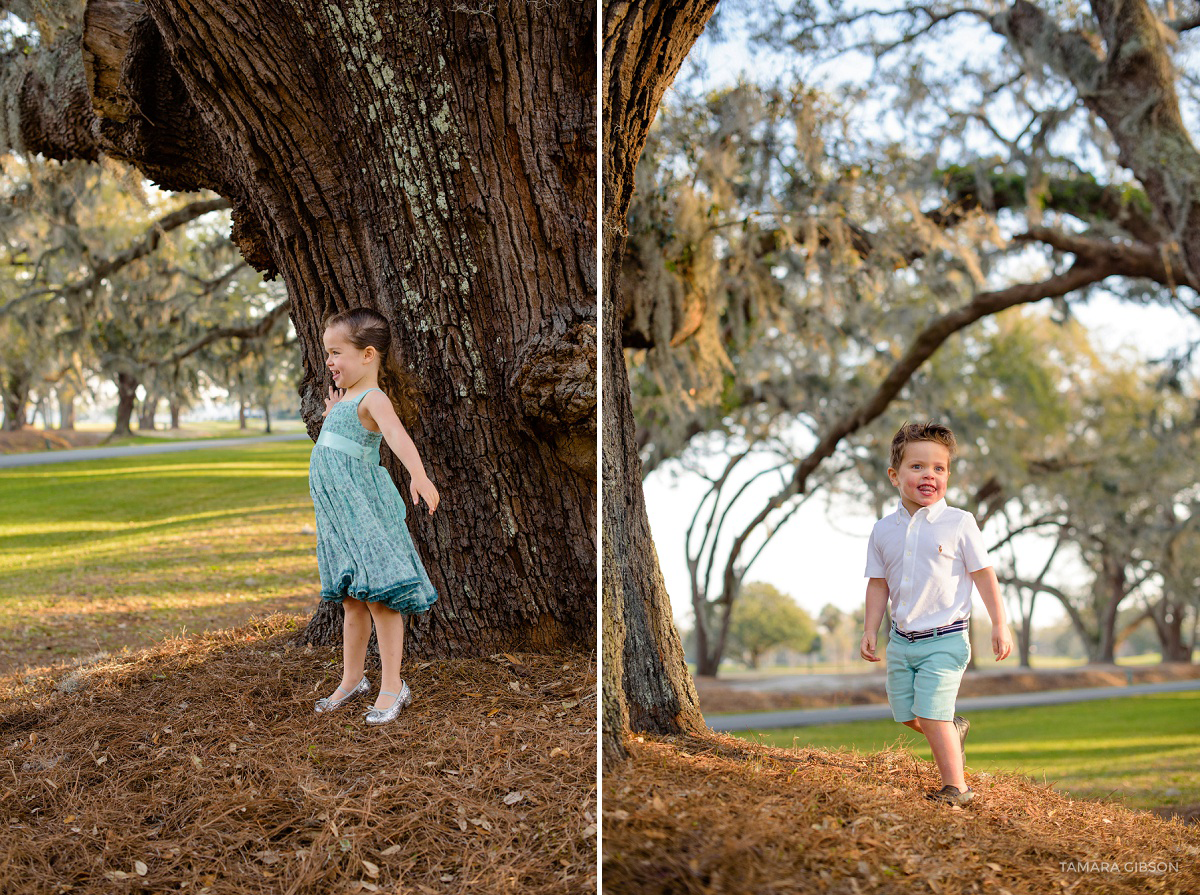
left=0, top=593, right=319, bottom=674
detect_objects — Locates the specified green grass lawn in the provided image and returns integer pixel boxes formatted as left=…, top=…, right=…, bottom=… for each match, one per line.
left=66, top=419, right=308, bottom=447
left=0, top=441, right=318, bottom=673
left=736, top=691, right=1200, bottom=811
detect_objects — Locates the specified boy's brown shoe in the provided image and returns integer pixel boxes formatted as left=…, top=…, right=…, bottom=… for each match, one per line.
left=926, top=785, right=974, bottom=805
left=954, top=714, right=970, bottom=765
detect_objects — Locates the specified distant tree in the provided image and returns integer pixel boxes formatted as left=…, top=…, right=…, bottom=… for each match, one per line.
left=726, top=581, right=816, bottom=671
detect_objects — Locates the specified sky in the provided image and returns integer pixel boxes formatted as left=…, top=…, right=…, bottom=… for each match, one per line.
left=640, top=6, right=1200, bottom=634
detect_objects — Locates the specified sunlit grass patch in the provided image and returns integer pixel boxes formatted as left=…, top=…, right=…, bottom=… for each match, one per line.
left=0, top=442, right=319, bottom=671
left=738, top=692, right=1200, bottom=811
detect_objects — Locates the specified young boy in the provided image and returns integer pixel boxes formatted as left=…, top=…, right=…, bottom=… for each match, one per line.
left=860, top=422, right=1013, bottom=805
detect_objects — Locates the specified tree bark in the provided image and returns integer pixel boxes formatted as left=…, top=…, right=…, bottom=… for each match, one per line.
left=6, top=0, right=598, bottom=657
left=1096, top=550, right=1135, bottom=663
left=602, top=0, right=718, bottom=764
left=57, top=387, right=77, bottom=430
left=112, top=370, right=138, bottom=437
left=137, top=393, right=157, bottom=430
left=1149, top=596, right=1193, bottom=662
left=169, top=398, right=182, bottom=430
left=993, top=0, right=1200, bottom=285
left=2, top=374, right=29, bottom=431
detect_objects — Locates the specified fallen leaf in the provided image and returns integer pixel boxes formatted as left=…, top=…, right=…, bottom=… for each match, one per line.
left=469, top=817, right=492, bottom=831
left=488, top=708, right=502, bottom=717
left=550, top=747, right=569, bottom=758
left=362, top=859, right=380, bottom=878
left=503, top=791, right=523, bottom=805
left=508, top=681, right=520, bottom=692
left=502, top=652, right=522, bottom=665
left=986, top=862, right=1002, bottom=872
left=191, top=755, right=203, bottom=769
left=457, top=817, right=468, bottom=831
left=561, top=700, right=578, bottom=709
left=379, top=844, right=403, bottom=856
left=134, top=861, right=148, bottom=876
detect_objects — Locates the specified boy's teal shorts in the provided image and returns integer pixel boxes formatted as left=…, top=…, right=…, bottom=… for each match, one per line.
left=886, top=627, right=970, bottom=722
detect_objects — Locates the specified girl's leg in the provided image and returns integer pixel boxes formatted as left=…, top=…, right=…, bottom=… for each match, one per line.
left=365, top=601, right=406, bottom=709
left=330, top=597, right=372, bottom=696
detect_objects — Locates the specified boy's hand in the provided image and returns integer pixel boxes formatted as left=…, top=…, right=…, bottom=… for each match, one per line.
left=860, top=631, right=880, bottom=662
left=992, top=623, right=1014, bottom=661
left=410, top=475, right=440, bottom=515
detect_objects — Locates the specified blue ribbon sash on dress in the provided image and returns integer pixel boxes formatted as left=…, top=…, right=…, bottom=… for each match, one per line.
left=316, top=430, right=378, bottom=463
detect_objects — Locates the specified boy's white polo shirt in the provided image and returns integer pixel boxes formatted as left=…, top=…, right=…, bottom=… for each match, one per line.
left=864, top=498, right=991, bottom=632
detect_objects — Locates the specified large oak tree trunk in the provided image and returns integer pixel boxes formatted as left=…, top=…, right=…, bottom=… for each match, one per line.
left=8, top=0, right=597, bottom=657
left=601, top=1, right=717, bottom=764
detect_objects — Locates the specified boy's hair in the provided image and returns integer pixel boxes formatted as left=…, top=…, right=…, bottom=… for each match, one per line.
left=889, top=421, right=957, bottom=470
left=324, top=307, right=419, bottom=426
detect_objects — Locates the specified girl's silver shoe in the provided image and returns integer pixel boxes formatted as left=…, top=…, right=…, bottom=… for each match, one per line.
left=314, top=675, right=369, bottom=713
left=364, top=681, right=412, bottom=725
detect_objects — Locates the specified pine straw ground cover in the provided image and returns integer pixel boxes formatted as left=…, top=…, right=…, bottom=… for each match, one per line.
left=603, top=734, right=1200, bottom=895
left=0, top=614, right=597, bottom=895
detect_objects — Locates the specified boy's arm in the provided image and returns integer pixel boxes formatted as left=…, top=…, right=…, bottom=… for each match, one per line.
left=860, top=578, right=889, bottom=662
left=969, top=566, right=1013, bottom=661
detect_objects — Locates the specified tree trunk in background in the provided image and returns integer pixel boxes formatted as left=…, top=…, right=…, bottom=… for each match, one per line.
left=1015, top=617, right=1032, bottom=668
left=169, top=399, right=182, bottom=429
left=112, top=371, right=138, bottom=437
left=238, top=400, right=247, bottom=430
left=1151, top=597, right=1193, bottom=662
left=2, top=373, right=30, bottom=431
left=263, top=399, right=272, bottom=435
left=995, top=0, right=1200, bottom=285
left=9, top=0, right=599, bottom=656
left=602, top=1, right=718, bottom=764
left=57, top=387, right=77, bottom=430
left=1095, top=552, right=1126, bottom=663
left=138, top=393, right=157, bottom=430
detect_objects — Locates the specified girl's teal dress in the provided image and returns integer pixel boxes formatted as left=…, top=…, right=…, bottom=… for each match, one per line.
left=309, top=388, right=438, bottom=614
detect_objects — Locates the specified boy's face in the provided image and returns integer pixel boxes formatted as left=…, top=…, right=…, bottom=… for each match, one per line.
left=888, top=440, right=950, bottom=515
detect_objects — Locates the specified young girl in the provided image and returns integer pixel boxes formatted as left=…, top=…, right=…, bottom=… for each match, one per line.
left=309, top=307, right=440, bottom=725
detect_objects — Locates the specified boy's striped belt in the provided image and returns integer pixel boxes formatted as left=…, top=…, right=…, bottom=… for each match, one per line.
left=891, top=618, right=969, bottom=642
left=316, top=430, right=378, bottom=463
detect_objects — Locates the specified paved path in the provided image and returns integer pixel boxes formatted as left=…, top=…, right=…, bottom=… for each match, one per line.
left=0, top=433, right=309, bottom=468
left=706, top=678, right=1200, bottom=731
